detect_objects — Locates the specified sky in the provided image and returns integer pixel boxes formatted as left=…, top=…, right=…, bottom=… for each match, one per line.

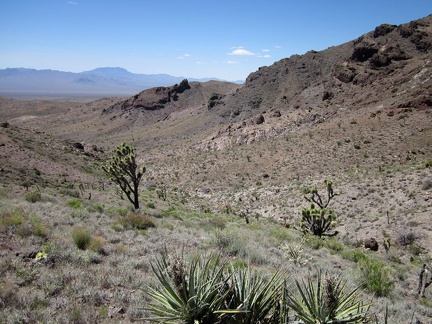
left=1, top=1, right=432, bottom=81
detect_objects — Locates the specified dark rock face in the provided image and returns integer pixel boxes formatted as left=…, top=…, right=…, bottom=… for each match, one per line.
left=333, top=65, right=356, bottom=83
left=351, top=46, right=379, bottom=62
left=120, top=79, right=191, bottom=111
left=207, top=93, right=224, bottom=110
left=373, top=24, right=397, bottom=38
left=364, top=238, right=379, bottom=251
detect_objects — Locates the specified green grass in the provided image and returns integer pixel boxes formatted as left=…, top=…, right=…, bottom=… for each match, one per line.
left=66, top=198, right=83, bottom=209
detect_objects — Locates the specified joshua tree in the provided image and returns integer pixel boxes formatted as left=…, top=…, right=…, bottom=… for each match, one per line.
left=102, top=142, right=145, bottom=209
left=300, top=180, right=339, bottom=237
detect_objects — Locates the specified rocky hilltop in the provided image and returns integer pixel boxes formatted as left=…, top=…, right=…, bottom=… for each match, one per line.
left=212, top=15, right=431, bottom=120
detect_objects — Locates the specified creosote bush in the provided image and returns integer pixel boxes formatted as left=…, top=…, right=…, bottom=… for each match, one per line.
left=24, top=191, right=42, bottom=203
left=358, top=257, right=394, bottom=297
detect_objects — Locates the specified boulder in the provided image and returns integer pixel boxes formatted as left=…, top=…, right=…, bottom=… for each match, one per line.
left=364, top=237, right=379, bottom=251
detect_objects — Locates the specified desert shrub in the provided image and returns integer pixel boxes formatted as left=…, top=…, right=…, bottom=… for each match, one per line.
left=422, top=178, right=432, bottom=190
left=146, top=202, right=156, bottom=209
left=397, top=231, right=418, bottom=246
left=200, top=217, right=227, bottom=231
left=269, top=227, right=292, bottom=243
left=117, top=212, right=155, bottom=230
left=24, top=191, right=42, bottom=203
left=325, top=238, right=345, bottom=254
left=304, top=235, right=326, bottom=250
left=409, top=243, right=423, bottom=256
left=357, top=257, right=393, bottom=297
left=72, top=226, right=92, bottom=250
left=88, top=236, right=106, bottom=254
left=29, top=217, right=50, bottom=238
left=66, top=199, right=83, bottom=209
left=340, top=248, right=368, bottom=263
left=59, top=188, right=80, bottom=198
left=211, top=229, right=246, bottom=257
left=0, top=280, right=18, bottom=308
left=87, top=204, right=104, bottom=213
left=0, top=208, right=26, bottom=229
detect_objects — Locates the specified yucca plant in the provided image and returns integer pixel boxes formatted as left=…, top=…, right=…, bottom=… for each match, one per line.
left=143, top=253, right=233, bottom=323
left=287, top=270, right=370, bottom=324
left=225, top=264, right=289, bottom=323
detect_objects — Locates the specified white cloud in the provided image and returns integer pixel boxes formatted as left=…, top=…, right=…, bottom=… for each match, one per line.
left=274, top=45, right=282, bottom=49
left=227, top=60, right=239, bottom=64
left=68, top=1, right=78, bottom=5
left=228, top=48, right=255, bottom=56
left=196, top=61, right=204, bottom=65
left=262, top=49, right=270, bottom=52
left=263, top=54, right=271, bottom=58
left=177, top=53, right=191, bottom=59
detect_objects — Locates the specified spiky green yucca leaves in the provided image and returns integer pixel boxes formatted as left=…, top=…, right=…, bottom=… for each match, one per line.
left=287, top=270, right=370, bottom=324
left=226, top=265, right=289, bottom=324
left=102, top=142, right=145, bottom=209
left=144, top=254, right=289, bottom=323
left=143, top=254, right=231, bottom=323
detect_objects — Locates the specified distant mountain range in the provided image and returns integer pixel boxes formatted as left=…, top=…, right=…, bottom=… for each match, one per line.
left=0, top=67, right=242, bottom=99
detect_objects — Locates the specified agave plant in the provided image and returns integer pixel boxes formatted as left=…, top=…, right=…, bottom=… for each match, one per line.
left=224, top=264, right=289, bottom=324
left=143, top=253, right=232, bottom=323
left=287, top=270, right=370, bottom=324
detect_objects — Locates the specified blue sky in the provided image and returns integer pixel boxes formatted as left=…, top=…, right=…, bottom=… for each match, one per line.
left=1, top=1, right=431, bottom=81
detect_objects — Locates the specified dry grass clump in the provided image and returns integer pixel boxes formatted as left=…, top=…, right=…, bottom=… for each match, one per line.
left=24, top=190, right=42, bottom=203
left=115, top=212, right=156, bottom=230
left=88, top=235, right=107, bottom=254
left=72, top=226, right=92, bottom=250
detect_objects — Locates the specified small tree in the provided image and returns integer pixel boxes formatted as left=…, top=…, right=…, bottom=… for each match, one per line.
left=102, top=142, right=145, bottom=209
left=300, top=180, right=338, bottom=237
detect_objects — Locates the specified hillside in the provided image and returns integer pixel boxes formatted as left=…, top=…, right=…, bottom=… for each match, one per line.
left=0, top=14, right=431, bottom=323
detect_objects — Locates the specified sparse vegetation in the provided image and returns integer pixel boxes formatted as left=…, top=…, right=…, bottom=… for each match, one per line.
left=1, top=14, right=432, bottom=322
